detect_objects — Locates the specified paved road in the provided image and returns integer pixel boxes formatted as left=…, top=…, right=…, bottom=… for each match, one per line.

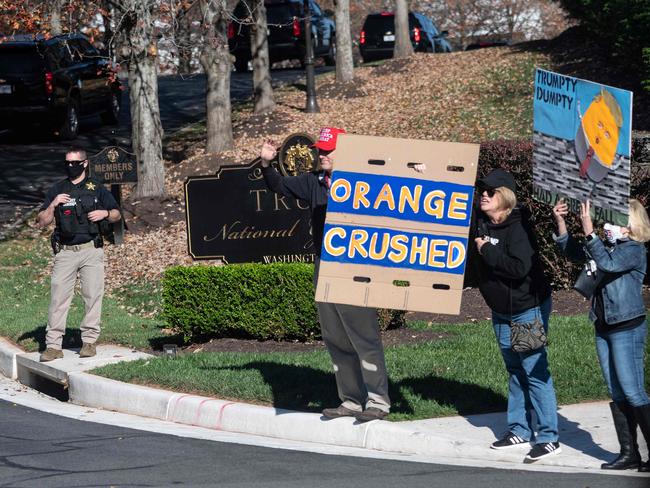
left=0, top=398, right=645, bottom=488
left=0, top=68, right=332, bottom=229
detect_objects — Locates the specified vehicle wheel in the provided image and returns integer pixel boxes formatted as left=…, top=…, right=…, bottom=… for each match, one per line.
left=425, top=43, right=434, bottom=53
left=58, top=98, right=79, bottom=140
left=100, top=90, right=120, bottom=125
left=324, top=38, right=336, bottom=66
left=234, top=57, right=249, bottom=72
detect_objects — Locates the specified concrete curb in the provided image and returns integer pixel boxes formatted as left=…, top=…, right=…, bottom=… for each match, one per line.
left=2, top=342, right=646, bottom=472
left=66, top=371, right=609, bottom=469
left=0, top=338, right=23, bottom=379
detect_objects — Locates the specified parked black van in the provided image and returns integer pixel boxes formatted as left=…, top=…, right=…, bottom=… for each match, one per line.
left=229, top=0, right=336, bottom=72
left=359, top=12, right=451, bottom=63
left=0, top=33, right=121, bottom=139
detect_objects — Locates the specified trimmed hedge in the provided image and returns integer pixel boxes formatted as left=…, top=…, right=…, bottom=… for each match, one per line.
left=162, top=263, right=406, bottom=342
left=163, top=139, right=649, bottom=341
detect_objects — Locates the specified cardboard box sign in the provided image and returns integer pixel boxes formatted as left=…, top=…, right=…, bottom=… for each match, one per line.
left=315, top=134, right=479, bottom=314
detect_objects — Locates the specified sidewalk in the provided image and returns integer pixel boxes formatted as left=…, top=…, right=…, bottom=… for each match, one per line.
left=0, top=339, right=648, bottom=475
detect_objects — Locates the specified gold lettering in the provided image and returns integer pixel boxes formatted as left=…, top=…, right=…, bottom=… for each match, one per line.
left=250, top=189, right=267, bottom=212
left=274, top=194, right=291, bottom=211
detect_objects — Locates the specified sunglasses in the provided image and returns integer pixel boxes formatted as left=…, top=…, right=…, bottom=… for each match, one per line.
left=479, top=188, right=498, bottom=198
left=65, top=159, right=86, bottom=165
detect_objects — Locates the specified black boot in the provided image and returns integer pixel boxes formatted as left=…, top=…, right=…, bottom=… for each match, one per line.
left=601, top=402, right=641, bottom=470
left=634, top=403, right=650, bottom=472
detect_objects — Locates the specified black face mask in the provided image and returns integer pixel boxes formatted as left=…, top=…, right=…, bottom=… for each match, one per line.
left=65, top=161, right=86, bottom=179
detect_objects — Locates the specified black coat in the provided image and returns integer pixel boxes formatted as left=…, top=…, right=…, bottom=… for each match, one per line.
left=262, top=166, right=329, bottom=256
left=472, top=206, right=551, bottom=314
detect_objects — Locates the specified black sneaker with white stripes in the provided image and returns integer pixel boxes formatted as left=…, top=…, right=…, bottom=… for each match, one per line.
left=525, top=442, right=562, bottom=461
left=490, top=432, right=528, bottom=449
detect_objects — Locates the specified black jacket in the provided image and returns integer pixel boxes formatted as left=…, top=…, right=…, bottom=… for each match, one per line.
left=472, top=206, right=551, bottom=314
left=262, top=166, right=329, bottom=256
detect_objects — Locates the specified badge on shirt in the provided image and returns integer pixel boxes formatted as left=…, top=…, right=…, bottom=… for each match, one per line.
left=85, top=182, right=96, bottom=191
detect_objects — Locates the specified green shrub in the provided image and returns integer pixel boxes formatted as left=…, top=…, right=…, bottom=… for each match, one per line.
left=559, top=0, right=650, bottom=91
left=474, top=139, right=650, bottom=288
left=162, top=263, right=406, bottom=342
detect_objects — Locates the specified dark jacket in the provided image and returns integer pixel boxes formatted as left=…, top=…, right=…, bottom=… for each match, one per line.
left=555, top=233, right=647, bottom=326
left=262, top=166, right=329, bottom=256
left=41, top=176, right=119, bottom=245
left=473, top=206, right=551, bottom=314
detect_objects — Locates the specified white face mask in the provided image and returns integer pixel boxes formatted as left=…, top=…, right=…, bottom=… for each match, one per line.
left=603, top=223, right=628, bottom=244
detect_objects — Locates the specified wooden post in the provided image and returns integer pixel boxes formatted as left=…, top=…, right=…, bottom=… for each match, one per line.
left=110, top=184, right=125, bottom=245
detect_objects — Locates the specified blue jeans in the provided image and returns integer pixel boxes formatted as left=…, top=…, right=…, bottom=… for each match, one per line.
left=595, top=320, right=650, bottom=407
left=492, top=297, right=559, bottom=443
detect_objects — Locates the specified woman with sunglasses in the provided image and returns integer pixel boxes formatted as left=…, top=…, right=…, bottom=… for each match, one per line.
left=472, top=168, right=559, bottom=462
left=553, top=198, right=650, bottom=472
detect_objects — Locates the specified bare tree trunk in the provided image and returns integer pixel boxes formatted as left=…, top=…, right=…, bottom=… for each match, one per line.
left=199, top=0, right=234, bottom=153
left=249, top=0, right=275, bottom=113
left=335, top=0, right=354, bottom=83
left=129, top=56, right=165, bottom=197
left=115, top=2, right=165, bottom=197
left=394, top=0, right=413, bottom=58
left=177, top=12, right=193, bottom=75
left=49, top=0, right=62, bottom=35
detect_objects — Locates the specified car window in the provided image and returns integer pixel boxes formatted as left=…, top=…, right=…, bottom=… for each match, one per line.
left=42, top=43, right=64, bottom=70
left=363, top=15, right=395, bottom=33
left=266, top=2, right=301, bottom=24
left=65, top=38, right=98, bottom=63
left=0, top=46, right=45, bottom=74
left=77, top=38, right=100, bottom=59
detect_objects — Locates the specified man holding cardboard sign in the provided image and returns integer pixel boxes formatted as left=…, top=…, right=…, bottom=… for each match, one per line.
left=260, top=128, right=391, bottom=422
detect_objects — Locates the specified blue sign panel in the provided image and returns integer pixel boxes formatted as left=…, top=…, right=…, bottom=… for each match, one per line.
left=328, top=171, right=474, bottom=227
left=321, top=223, right=468, bottom=275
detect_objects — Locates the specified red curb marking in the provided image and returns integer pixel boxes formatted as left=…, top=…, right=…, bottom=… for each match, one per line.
left=215, top=402, right=236, bottom=430
left=194, top=398, right=220, bottom=426
left=169, top=394, right=193, bottom=420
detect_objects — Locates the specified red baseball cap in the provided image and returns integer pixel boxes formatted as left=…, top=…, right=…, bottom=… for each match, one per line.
left=312, top=127, right=346, bottom=152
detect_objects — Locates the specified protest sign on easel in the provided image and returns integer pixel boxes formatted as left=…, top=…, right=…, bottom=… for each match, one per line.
left=532, top=68, right=633, bottom=224
left=315, top=134, right=479, bottom=314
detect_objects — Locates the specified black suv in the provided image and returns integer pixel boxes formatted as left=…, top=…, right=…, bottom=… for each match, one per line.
left=229, top=0, right=336, bottom=72
left=0, top=33, right=121, bottom=139
left=359, top=12, right=451, bottom=63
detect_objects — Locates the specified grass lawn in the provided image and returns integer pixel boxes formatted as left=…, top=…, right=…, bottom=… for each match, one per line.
left=0, top=237, right=166, bottom=352
left=94, top=315, right=650, bottom=421
left=3, top=235, right=649, bottom=421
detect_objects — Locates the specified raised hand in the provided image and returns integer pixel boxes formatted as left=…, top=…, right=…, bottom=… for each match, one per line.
left=51, top=193, right=71, bottom=207
left=580, top=199, right=594, bottom=236
left=260, top=140, right=277, bottom=166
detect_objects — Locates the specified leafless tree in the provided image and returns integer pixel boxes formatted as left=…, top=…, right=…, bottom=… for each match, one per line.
left=49, top=0, right=63, bottom=35
left=198, top=0, right=234, bottom=153
left=394, top=0, right=413, bottom=58
left=335, top=0, right=354, bottom=82
left=111, top=0, right=165, bottom=197
left=246, top=0, right=275, bottom=113
left=415, top=0, right=569, bottom=49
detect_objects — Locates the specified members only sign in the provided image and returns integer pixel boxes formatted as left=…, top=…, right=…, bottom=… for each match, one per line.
left=315, top=134, right=479, bottom=314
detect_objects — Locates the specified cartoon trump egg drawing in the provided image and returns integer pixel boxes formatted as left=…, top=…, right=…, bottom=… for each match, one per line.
left=575, top=89, right=623, bottom=183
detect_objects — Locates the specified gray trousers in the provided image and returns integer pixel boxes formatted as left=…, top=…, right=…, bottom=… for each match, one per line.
left=314, top=258, right=390, bottom=412
left=46, top=246, right=104, bottom=349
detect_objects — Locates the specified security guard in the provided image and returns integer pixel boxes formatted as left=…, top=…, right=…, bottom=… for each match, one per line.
left=37, top=148, right=121, bottom=362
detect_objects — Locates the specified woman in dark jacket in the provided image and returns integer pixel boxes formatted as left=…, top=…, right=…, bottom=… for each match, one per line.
left=553, top=198, right=650, bottom=472
left=473, top=169, right=559, bottom=462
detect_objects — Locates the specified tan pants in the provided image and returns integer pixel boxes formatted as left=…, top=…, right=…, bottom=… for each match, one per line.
left=46, top=246, right=104, bottom=349
left=314, top=258, right=391, bottom=413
